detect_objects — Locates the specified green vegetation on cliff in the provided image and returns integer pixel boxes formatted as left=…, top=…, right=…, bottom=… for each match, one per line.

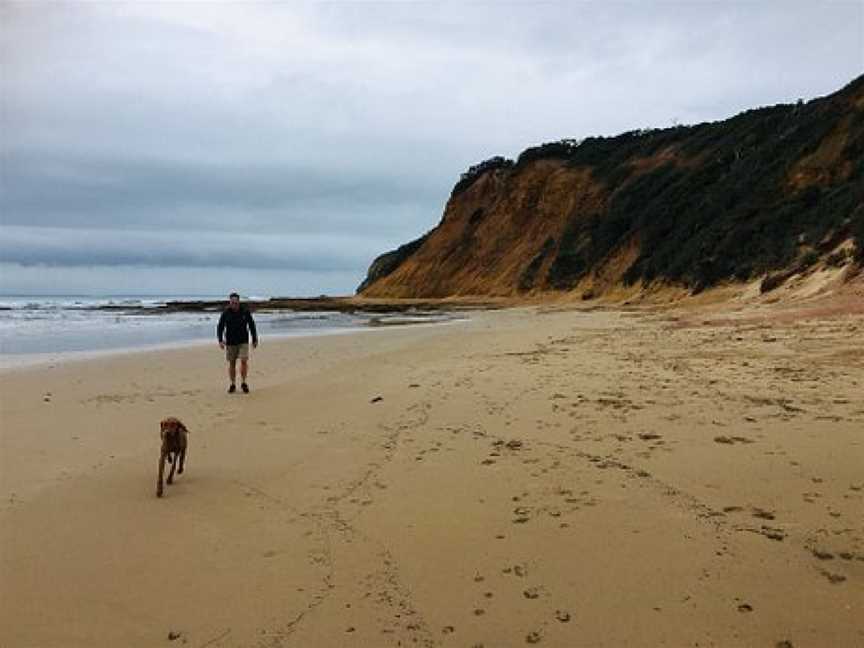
left=360, top=75, right=863, bottom=297
left=547, top=77, right=863, bottom=291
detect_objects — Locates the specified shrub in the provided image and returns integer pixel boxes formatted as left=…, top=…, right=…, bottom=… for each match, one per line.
left=451, top=156, right=515, bottom=197
left=518, top=237, right=556, bottom=292
left=825, top=249, right=851, bottom=267
left=516, top=139, right=583, bottom=166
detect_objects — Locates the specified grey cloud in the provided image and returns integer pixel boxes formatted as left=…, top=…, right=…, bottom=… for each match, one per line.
left=1, top=226, right=385, bottom=272
left=1, top=2, right=862, bottom=294
left=1, top=152, right=448, bottom=237
left=0, top=262, right=362, bottom=297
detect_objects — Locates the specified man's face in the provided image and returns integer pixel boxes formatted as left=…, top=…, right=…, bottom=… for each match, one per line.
left=229, top=296, right=240, bottom=310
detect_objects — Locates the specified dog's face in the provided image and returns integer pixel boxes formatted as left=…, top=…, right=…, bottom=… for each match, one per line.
left=160, top=417, right=187, bottom=442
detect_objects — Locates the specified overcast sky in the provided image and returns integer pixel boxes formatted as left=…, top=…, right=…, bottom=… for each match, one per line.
left=1, top=1, right=862, bottom=296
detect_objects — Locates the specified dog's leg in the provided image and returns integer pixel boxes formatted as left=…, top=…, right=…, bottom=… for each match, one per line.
left=167, top=450, right=177, bottom=485
left=157, top=450, right=166, bottom=497
left=178, top=445, right=186, bottom=475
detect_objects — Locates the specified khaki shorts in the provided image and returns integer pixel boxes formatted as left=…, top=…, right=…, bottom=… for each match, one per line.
left=225, top=343, right=249, bottom=362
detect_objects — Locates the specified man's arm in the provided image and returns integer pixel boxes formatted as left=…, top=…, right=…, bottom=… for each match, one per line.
left=217, top=311, right=226, bottom=345
left=246, top=310, right=258, bottom=346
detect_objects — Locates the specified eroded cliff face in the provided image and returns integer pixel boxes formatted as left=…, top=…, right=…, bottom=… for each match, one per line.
left=360, top=75, right=864, bottom=299
left=362, top=162, right=606, bottom=298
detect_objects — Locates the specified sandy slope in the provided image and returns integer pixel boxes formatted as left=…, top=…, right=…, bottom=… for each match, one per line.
left=1, top=307, right=862, bottom=647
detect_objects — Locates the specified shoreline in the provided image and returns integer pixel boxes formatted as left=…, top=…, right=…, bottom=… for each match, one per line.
left=94, top=295, right=511, bottom=314
left=0, top=295, right=468, bottom=372
left=0, top=315, right=468, bottom=373
left=2, top=305, right=862, bottom=647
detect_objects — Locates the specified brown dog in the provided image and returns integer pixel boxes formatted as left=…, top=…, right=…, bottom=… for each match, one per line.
left=157, top=417, right=188, bottom=497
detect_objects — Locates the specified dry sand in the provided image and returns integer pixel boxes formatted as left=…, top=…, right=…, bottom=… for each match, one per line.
left=1, top=306, right=862, bottom=647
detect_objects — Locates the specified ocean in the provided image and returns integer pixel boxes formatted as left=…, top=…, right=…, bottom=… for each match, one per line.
left=0, top=295, right=375, bottom=366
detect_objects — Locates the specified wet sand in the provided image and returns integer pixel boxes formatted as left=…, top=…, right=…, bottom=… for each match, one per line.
left=1, top=306, right=862, bottom=647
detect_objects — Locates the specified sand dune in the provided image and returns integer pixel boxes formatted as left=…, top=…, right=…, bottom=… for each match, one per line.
left=1, top=306, right=862, bottom=647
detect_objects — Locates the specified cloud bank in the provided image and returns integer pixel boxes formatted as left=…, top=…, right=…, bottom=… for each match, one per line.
left=1, top=1, right=862, bottom=294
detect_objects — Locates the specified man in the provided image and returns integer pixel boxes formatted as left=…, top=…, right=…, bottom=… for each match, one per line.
left=217, top=292, right=258, bottom=393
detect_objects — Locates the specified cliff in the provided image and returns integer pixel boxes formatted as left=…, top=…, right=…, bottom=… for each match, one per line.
left=359, top=75, right=864, bottom=299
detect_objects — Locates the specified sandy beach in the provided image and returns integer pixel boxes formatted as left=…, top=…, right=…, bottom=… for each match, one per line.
left=1, top=304, right=862, bottom=647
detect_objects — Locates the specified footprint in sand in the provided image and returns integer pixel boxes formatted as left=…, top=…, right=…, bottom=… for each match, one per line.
left=820, top=570, right=846, bottom=584
left=502, top=564, right=528, bottom=577
left=810, top=548, right=834, bottom=560
left=752, top=508, right=776, bottom=520
left=714, top=435, right=754, bottom=445
left=759, top=526, right=786, bottom=541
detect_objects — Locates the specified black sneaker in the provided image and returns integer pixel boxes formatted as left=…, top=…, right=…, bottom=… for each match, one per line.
left=228, top=383, right=236, bottom=393
left=241, top=382, right=250, bottom=393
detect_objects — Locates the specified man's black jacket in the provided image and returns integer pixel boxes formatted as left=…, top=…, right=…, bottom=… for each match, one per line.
left=217, top=307, right=258, bottom=346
